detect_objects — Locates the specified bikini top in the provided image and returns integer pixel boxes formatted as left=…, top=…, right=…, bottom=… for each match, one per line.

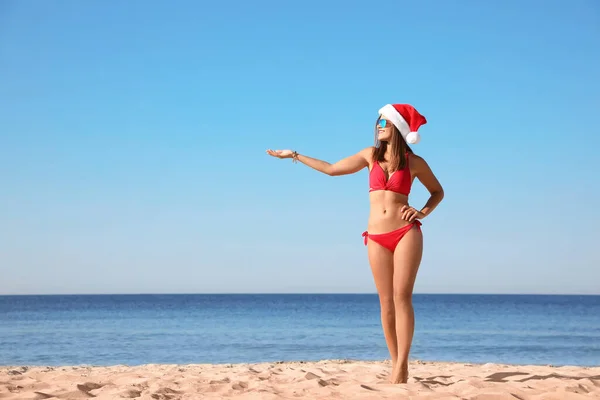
left=369, top=153, right=413, bottom=196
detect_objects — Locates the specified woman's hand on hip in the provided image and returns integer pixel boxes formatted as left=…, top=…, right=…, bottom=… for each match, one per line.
left=266, top=149, right=294, bottom=159
left=400, top=205, right=425, bottom=222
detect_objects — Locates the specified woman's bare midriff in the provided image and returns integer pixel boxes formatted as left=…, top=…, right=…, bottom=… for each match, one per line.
left=367, top=190, right=415, bottom=234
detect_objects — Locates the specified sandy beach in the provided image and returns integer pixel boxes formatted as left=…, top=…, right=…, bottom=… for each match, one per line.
left=1, top=359, right=598, bottom=399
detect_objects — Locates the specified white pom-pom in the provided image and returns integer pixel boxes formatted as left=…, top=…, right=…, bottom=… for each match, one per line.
left=406, top=131, right=420, bottom=144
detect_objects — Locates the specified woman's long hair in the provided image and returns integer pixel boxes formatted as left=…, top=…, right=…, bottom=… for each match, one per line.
left=371, top=117, right=413, bottom=171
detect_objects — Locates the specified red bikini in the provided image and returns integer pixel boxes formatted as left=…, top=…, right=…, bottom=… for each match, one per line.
left=369, top=159, right=412, bottom=196
left=362, top=154, right=422, bottom=252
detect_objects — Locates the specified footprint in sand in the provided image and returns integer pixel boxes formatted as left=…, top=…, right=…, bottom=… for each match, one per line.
left=6, top=384, right=23, bottom=393
left=304, top=372, right=320, bottom=380
left=317, top=378, right=339, bottom=387
left=257, top=372, right=271, bottom=380
left=150, top=387, right=182, bottom=400
left=76, top=382, right=104, bottom=393
left=119, top=388, right=142, bottom=398
left=208, top=377, right=230, bottom=385
left=231, top=381, right=248, bottom=390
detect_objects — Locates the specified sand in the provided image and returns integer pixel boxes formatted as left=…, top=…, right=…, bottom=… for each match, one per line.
left=1, top=360, right=599, bottom=399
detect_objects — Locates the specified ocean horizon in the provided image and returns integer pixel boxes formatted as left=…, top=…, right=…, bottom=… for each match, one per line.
left=1, top=293, right=598, bottom=368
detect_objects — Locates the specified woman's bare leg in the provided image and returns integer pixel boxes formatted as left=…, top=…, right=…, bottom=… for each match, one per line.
left=391, top=225, right=423, bottom=383
left=367, top=240, right=397, bottom=380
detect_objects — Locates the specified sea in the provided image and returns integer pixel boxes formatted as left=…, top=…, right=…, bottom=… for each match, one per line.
left=1, top=294, right=598, bottom=367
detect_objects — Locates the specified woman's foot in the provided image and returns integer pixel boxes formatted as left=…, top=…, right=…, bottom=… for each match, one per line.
left=389, top=359, right=397, bottom=384
left=390, top=362, right=408, bottom=384
left=401, top=363, right=409, bottom=383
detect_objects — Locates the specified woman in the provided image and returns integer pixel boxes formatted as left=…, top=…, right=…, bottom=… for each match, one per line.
left=266, top=103, right=444, bottom=384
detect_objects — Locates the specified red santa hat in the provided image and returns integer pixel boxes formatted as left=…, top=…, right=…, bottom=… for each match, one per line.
left=378, top=103, right=427, bottom=144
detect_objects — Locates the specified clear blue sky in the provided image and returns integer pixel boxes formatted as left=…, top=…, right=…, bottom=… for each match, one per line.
left=1, top=0, right=599, bottom=295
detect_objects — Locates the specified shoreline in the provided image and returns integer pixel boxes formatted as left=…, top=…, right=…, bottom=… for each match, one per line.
left=2, top=359, right=598, bottom=399
left=1, top=358, right=598, bottom=368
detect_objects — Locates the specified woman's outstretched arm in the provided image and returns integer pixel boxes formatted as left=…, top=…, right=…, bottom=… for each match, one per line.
left=266, top=147, right=372, bottom=176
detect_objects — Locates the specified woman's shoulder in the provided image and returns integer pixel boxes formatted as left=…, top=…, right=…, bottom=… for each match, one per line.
left=408, top=152, right=425, bottom=161
left=358, top=146, right=375, bottom=157
left=408, top=152, right=432, bottom=172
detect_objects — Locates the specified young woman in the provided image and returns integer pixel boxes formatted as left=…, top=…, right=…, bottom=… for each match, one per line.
left=266, top=103, right=444, bottom=384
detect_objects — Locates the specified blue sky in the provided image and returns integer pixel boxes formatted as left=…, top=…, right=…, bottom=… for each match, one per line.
left=1, top=0, right=599, bottom=295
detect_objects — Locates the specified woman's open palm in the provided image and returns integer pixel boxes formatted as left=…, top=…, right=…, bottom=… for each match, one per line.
left=266, top=149, right=293, bottom=159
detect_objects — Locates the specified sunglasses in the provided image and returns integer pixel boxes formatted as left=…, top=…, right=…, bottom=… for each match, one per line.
left=377, top=118, right=392, bottom=129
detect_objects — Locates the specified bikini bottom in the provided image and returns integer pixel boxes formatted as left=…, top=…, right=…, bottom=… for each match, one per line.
left=362, top=220, right=422, bottom=252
